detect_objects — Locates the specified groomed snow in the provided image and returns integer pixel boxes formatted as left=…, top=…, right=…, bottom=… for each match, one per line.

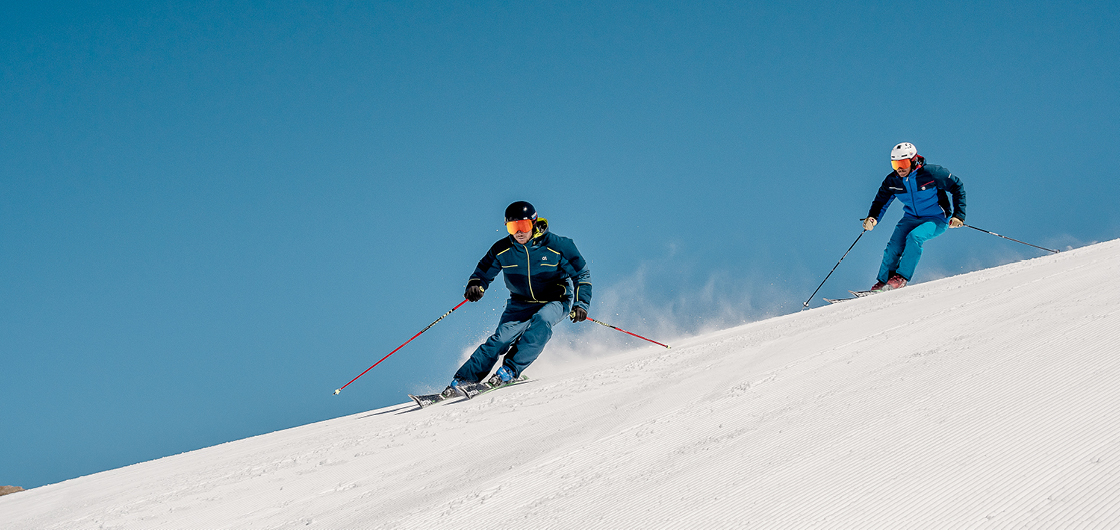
left=4, top=239, right=1119, bottom=529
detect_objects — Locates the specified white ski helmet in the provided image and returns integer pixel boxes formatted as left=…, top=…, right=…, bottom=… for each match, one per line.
left=891, top=142, right=918, bottom=160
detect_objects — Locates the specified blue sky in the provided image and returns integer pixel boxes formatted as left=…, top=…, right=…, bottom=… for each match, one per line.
left=2, top=1, right=1117, bottom=489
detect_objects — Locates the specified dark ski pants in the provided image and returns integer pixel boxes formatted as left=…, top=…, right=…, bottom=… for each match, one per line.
left=453, top=298, right=570, bottom=383
left=878, top=215, right=948, bottom=283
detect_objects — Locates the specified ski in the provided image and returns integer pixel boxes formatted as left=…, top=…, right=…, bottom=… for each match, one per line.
left=828, top=286, right=896, bottom=304
left=459, top=375, right=531, bottom=399
left=408, top=375, right=531, bottom=408
left=849, top=289, right=880, bottom=298
left=408, top=388, right=462, bottom=409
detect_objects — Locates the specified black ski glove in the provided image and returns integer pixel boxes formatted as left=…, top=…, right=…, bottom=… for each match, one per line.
left=569, top=307, right=587, bottom=322
left=465, top=284, right=485, bottom=302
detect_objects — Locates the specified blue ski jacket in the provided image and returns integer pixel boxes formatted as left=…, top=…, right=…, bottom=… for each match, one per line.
left=867, top=164, right=967, bottom=223
left=466, top=220, right=592, bottom=312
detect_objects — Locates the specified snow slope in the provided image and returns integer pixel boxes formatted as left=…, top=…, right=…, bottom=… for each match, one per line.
left=4, top=239, right=1120, bottom=529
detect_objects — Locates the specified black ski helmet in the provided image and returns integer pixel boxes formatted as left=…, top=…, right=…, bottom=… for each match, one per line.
left=504, top=201, right=537, bottom=223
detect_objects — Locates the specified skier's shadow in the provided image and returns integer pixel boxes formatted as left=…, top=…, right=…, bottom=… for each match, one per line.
left=359, top=404, right=413, bottom=418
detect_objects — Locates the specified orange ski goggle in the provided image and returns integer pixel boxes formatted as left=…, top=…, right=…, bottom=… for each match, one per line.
left=506, top=219, right=534, bottom=234
left=891, top=158, right=913, bottom=171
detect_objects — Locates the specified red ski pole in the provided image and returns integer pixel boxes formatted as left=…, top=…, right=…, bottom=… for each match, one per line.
left=585, top=316, right=671, bottom=349
left=334, top=299, right=468, bottom=395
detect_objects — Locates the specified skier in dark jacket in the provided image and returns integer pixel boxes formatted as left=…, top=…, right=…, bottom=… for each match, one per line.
left=444, top=201, right=592, bottom=396
left=863, top=142, right=966, bottom=291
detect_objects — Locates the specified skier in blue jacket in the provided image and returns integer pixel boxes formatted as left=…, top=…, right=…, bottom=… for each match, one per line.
left=863, top=142, right=967, bottom=291
left=445, top=201, right=592, bottom=396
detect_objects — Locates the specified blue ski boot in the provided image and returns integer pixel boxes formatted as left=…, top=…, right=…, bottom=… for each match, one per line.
left=488, top=365, right=515, bottom=386
left=442, top=378, right=467, bottom=398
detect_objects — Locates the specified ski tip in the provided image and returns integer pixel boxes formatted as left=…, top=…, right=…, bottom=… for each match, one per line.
left=409, top=394, right=435, bottom=408
left=333, top=388, right=341, bottom=395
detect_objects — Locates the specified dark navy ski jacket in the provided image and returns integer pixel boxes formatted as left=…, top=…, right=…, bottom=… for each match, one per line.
left=466, top=222, right=592, bottom=312
left=867, top=164, right=967, bottom=223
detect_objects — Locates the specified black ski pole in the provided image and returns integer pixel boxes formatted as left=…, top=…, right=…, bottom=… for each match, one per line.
left=963, top=224, right=1059, bottom=254
left=803, top=228, right=866, bottom=309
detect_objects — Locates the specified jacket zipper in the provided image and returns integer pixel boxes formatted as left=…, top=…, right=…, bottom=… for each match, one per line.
left=520, top=242, right=536, bottom=301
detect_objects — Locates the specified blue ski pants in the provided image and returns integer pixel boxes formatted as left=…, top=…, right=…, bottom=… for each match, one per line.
left=453, top=298, right=570, bottom=382
left=878, top=215, right=948, bottom=283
